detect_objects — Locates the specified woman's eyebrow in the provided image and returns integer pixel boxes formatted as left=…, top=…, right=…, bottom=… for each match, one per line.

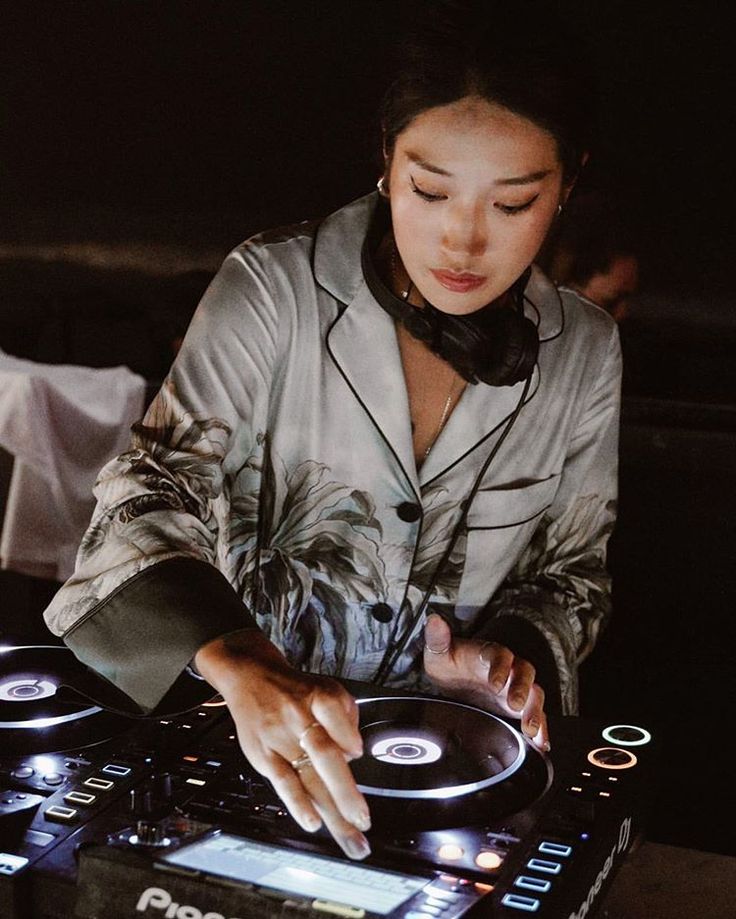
left=406, top=153, right=552, bottom=186
left=495, top=169, right=552, bottom=186
left=407, top=152, right=453, bottom=176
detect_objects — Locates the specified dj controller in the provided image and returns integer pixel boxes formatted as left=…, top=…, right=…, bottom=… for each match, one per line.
left=0, top=646, right=656, bottom=919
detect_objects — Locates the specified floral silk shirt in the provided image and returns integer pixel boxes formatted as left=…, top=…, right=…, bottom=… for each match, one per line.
left=44, top=193, right=621, bottom=716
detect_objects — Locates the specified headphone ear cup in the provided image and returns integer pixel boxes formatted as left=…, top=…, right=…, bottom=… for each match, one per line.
left=439, top=309, right=539, bottom=386
left=480, top=313, right=539, bottom=386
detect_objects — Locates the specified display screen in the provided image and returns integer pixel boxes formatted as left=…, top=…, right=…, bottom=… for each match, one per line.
left=160, top=832, right=427, bottom=915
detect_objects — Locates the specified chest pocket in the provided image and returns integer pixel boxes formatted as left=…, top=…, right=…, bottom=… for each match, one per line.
left=455, top=475, right=560, bottom=617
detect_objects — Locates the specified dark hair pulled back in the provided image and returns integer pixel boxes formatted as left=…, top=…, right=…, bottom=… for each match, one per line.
left=381, top=0, right=597, bottom=183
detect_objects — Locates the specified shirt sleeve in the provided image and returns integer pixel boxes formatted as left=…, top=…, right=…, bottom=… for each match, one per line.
left=43, top=245, right=279, bottom=713
left=476, top=323, right=622, bottom=715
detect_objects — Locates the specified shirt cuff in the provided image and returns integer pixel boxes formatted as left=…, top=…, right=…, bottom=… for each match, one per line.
left=63, top=557, right=259, bottom=714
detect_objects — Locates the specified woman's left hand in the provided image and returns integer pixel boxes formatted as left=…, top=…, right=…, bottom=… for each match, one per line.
left=422, top=613, right=550, bottom=752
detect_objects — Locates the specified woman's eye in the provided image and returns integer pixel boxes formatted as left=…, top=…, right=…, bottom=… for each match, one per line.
left=410, top=177, right=446, bottom=202
left=494, top=195, right=539, bottom=216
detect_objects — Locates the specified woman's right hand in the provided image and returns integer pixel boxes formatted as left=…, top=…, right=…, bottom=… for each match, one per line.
left=194, top=629, right=372, bottom=860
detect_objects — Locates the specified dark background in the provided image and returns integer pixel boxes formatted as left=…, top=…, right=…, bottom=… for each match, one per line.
left=2, top=0, right=735, bottom=295
left=1, top=0, right=734, bottom=859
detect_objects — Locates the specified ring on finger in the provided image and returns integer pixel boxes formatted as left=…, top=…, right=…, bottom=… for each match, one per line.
left=298, top=721, right=321, bottom=748
left=290, top=753, right=312, bottom=772
left=478, top=640, right=494, bottom=667
left=425, top=643, right=451, bottom=655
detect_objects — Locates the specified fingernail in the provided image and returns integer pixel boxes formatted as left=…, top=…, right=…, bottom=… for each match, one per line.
left=353, top=810, right=371, bottom=832
left=511, top=693, right=526, bottom=710
left=345, top=835, right=371, bottom=860
left=543, top=740, right=551, bottom=753
left=302, top=814, right=321, bottom=833
left=491, top=678, right=505, bottom=693
left=528, top=718, right=540, bottom=735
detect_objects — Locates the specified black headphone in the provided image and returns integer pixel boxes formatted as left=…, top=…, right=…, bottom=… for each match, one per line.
left=361, top=200, right=540, bottom=386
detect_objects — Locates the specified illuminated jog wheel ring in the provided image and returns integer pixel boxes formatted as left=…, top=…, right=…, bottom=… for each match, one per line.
left=587, top=747, right=638, bottom=770
left=601, top=724, right=652, bottom=747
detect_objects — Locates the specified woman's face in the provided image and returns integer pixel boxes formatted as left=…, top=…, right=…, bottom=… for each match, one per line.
left=387, top=96, right=568, bottom=315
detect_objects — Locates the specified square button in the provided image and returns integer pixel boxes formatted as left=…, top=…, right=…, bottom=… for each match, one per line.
left=83, top=777, right=114, bottom=791
left=102, top=764, right=131, bottom=777
left=45, top=805, right=78, bottom=824
left=527, top=858, right=562, bottom=875
left=539, top=841, right=572, bottom=858
left=501, top=893, right=540, bottom=912
left=64, top=791, right=97, bottom=806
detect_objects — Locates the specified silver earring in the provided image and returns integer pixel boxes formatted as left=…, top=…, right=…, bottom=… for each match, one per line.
left=377, top=176, right=390, bottom=198
left=556, top=204, right=563, bottom=216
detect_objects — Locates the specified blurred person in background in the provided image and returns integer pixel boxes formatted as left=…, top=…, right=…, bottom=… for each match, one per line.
left=540, top=190, right=640, bottom=322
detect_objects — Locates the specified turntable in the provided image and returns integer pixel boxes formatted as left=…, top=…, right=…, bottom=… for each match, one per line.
left=0, top=645, right=655, bottom=918
left=0, top=646, right=132, bottom=756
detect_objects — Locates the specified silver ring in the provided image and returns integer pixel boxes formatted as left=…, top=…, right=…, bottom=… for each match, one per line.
left=424, top=643, right=451, bottom=655
left=290, top=753, right=312, bottom=772
left=298, top=721, right=321, bottom=748
left=478, top=640, right=494, bottom=667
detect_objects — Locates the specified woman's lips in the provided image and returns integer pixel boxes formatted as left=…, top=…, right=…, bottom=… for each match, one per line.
left=430, top=268, right=487, bottom=293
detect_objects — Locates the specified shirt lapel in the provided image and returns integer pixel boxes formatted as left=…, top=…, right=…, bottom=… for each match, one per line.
left=326, top=281, right=420, bottom=496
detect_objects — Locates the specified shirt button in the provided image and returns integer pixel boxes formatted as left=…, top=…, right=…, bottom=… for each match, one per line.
left=396, top=502, right=422, bottom=522
left=370, top=603, right=394, bottom=623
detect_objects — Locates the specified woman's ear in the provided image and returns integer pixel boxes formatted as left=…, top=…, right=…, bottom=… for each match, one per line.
left=378, top=140, right=394, bottom=197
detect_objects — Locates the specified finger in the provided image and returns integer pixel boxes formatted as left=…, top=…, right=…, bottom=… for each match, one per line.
left=298, top=765, right=371, bottom=861
left=506, top=657, right=536, bottom=712
left=521, top=684, right=551, bottom=752
left=311, top=685, right=363, bottom=758
left=265, top=756, right=323, bottom=833
left=298, top=721, right=371, bottom=833
left=424, top=612, right=453, bottom=655
left=479, top=641, right=514, bottom=694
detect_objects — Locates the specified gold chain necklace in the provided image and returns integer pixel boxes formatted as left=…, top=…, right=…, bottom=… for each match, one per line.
left=425, top=377, right=457, bottom=459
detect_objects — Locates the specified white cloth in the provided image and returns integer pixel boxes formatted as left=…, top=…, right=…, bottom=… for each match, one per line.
left=0, top=352, right=145, bottom=580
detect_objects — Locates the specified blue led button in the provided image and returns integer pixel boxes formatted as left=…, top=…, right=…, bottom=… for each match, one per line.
left=515, top=876, right=552, bottom=893
left=539, top=841, right=572, bottom=858
left=527, top=858, right=562, bottom=875
left=502, top=893, right=540, bottom=912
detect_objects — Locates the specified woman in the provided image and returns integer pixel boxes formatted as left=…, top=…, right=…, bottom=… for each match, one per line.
left=44, top=1, right=619, bottom=861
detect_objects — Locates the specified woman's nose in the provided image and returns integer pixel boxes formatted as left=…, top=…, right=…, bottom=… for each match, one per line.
left=441, top=201, right=488, bottom=258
